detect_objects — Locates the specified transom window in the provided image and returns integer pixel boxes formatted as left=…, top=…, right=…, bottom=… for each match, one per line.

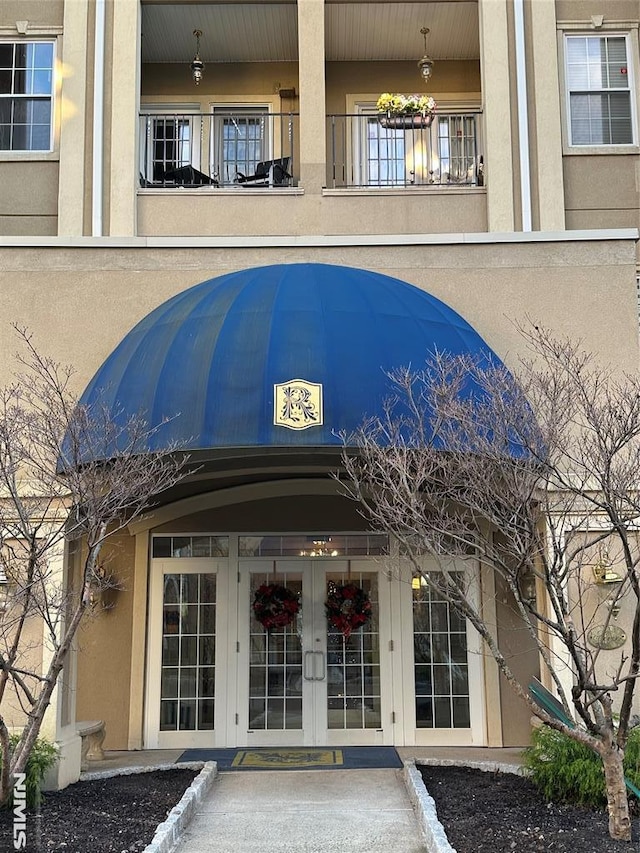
left=0, top=41, right=54, bottom=151
left=565, top=34, right=634, bottom=146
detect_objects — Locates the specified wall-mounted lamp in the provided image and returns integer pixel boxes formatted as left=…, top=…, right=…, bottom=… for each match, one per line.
left=591, top=546, right=623, bottom=585
left=417, top=27, right=434, bottom=84
left=191, top=29, right=204, bottom=86
left=587, top=545, right=627, bottom=648
left=518, top=570, right=537, bottom=605
left=591, top=546, right=625, bottom=618
left=0, top=578, right=10, bottom=611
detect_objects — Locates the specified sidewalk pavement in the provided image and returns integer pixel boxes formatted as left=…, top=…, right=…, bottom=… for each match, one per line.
left=174, top=768, right=426, bottom=853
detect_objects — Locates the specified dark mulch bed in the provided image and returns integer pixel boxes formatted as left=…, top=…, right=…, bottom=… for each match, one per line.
left=0, top=768, right=197, bottom=852
left=420, top=764, right=639, bottom=852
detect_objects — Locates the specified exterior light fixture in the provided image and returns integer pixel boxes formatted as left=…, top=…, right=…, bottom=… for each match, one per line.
left=417, top=26, right=434, bottom=83
left=0, top=579, right=9, bottom=612
left=518, top=570, right=537, bottom=605
left=587, top=545, right=627, bottom=649
left=591, top=546, right=622, bottom=585
left=191, top=29, right=204, bottom=86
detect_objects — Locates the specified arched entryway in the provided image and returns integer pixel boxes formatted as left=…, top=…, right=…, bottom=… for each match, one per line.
left=72, top=264, right=536, bottom=750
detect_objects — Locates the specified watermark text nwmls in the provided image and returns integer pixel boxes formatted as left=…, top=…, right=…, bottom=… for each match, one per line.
left=13, top=772, right=26, bottom=850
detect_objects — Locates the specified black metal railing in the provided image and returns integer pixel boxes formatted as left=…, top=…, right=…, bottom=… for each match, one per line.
left=139, top=111, right=298, bottom=188
left=327, top=111, right=483, bottom=189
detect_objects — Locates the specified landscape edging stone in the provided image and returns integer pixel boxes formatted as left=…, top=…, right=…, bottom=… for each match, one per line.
left=78, top=760, right=216, bottom=853
left=403, top=758, right=525, bottom=853
left=142, top=761, right=217, bottom=853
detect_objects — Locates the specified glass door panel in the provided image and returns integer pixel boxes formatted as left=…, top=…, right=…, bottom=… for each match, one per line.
left=248, top=571, right=303, bottom=731
left=239, top=560, right=391, bottom=746
left=325, top=571, right=382, bottom=731
left=160, top=572, right=216, bottom=732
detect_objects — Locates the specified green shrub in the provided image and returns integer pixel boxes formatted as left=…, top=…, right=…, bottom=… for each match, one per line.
left=0, top=735, right=58, bottom=808
left=523, top=725, right=640, bottom=810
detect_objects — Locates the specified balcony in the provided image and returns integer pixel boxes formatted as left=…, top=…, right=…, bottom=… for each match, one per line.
left=139, top=111, right=299, bottom=188
left=136, top=3, right=486, bottom=237
left=327, top=112, right=483, bottom=189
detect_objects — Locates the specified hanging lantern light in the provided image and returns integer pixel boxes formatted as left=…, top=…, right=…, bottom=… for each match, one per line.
left=191, top=29, right=204, bottom=85
left=417, top=26, right=434, bottom=83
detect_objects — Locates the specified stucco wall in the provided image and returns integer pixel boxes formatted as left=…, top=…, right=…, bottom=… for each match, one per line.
left=0, top=239, right=635, bottom=394
left=74, top=534, right=135, bottom=750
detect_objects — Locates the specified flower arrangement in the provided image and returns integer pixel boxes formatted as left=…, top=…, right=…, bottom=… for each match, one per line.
left=253, top=584, right=300, bottom=631
left=376, top=93, right=436, bottom=117
left=325, top=583, right=372, bottom=639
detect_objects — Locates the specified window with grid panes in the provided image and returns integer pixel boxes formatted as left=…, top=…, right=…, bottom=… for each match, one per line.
left=413, top=573, right=470, bottom=728
left=213, top=107, right=269, bottom=184
left=0, top=41, right=54, bottom=151
left=565, top=34, right=634, bottom=146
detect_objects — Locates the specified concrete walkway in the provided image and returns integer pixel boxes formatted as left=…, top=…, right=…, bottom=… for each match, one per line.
left=175, top=768, right=426, bottom=853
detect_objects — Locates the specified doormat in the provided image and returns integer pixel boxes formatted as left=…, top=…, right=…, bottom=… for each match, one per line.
left=177, top=746, right=402, bottom=771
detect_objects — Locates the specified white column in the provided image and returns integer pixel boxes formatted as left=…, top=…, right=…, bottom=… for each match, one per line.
left=57, top=0, right=89, bottom=236
left=108, top=0, right=140, bottom=235
left=479, top=0, right=516, bottom=232
left=297, top=0, right=326, bottom=193
left=530, top=0, right=566, bottom=231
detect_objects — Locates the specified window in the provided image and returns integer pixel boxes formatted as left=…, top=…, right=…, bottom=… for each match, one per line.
left=413, top=572, right=470, bottom=729
left=353, top=106, right=479, bottom=188
left=565, top=34, right=634, bottom=146
left=212, top=106, right=269, bottom=184
left=0, top=41, right=54, bottom=151
left=139, top=107, right=202, bottom=183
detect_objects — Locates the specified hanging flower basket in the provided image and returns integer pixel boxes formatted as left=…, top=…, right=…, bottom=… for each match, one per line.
left=252, top=584, right=300, bottom=632
left=379, top=113, right=433, bottom=130
left=376, top=93, right=436, bottom=130
left=325, top=583, right=372, bottom=639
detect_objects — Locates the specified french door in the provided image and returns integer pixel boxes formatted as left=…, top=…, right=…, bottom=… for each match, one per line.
left=237, top=560, right=392, bottom=746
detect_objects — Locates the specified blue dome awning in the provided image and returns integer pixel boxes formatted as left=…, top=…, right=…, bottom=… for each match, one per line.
left=77, top=263, right=504, bottom=457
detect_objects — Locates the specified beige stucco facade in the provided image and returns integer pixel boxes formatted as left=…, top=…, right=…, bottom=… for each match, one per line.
left=0, top=0, right=639, bottom=786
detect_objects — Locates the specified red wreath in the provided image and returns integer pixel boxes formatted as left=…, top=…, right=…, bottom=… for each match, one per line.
left=325, top=583, right=372, bottom=639
left=252, top=584, right=300, bottom=631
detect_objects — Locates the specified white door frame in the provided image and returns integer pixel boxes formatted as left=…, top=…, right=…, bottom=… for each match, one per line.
left=397, top=555, right=486, bottom=746
left=236, top=558, right=393, bottom=747
left=145, top=557, right=230, bottom=749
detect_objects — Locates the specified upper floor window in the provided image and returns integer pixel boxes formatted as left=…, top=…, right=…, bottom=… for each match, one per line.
left=565, top=34, right=634, bottom=146
left=212, top=106, right=270, bottom=184
left=0, top=41, right=54, bottom=151
left=350, top=104, right=481, bottom=188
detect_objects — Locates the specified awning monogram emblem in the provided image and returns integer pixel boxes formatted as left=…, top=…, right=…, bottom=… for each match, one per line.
left=273, top=379, right=323, bottom=430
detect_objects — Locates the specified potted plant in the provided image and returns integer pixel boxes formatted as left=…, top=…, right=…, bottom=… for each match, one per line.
left=376, top=93, right=437, bottom=129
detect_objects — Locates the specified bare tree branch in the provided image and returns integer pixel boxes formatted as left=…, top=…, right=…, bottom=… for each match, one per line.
left=339, top=328, right=640, bottom=841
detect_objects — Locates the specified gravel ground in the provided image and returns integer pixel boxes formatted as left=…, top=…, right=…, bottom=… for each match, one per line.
left=0, top=769, right=197, bottom=852
left=420, top=764, right=639, bottom=853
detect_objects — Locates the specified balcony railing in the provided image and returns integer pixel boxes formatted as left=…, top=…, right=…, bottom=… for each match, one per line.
left=327, top=112, right=483, bottom=189
left=139, top=111, right=298, bottom=188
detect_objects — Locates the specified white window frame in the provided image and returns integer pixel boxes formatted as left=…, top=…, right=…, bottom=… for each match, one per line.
left=210, top=101, right=274, bottom=185
left=139, top=103, right=202, bottom=183
left=395, top=552, right=485, bottom=747
left=349, top=97, right=482, bottom=189
left=562, top=30, right=638, bottom=151
left=0, top=39, right=56, bottom=154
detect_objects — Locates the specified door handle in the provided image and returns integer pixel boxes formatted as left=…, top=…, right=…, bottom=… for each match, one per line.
left=304, top=650, right=316, bottom=681
left=304, top=650, right=326, bottom=681
left=314, top=650, right=326, bottom=681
